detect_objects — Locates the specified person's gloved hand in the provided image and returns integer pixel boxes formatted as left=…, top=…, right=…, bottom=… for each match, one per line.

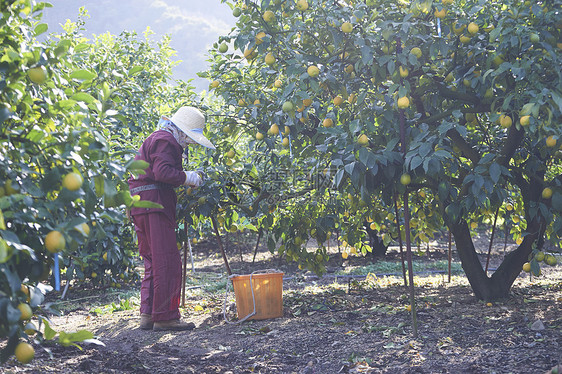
left=184, top=171, right=203, bottom=187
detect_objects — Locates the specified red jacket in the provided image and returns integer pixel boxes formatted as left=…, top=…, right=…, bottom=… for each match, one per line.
left=128, top=130, right=186, bottom=221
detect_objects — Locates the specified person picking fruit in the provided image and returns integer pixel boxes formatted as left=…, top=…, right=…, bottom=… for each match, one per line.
left=128, top=106, right=215, bottom=331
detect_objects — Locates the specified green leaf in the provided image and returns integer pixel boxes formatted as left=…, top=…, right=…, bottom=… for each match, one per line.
left=69, top=69, right=97, bottom=81
left=71, top=92, right=96, bottom=104
left=489, top=163, right=501, bottom=184
left=93, top=175, right=105, bottom=198
left=59, top=330, right=94, bottom=346
left=34, top=23, right=48, bottom=36
left=552, top=191, right=562, bottom=212
left=128, top=66, right=144, bottom=75
left=43, top=318, right=57, bottom=340
left=132, top=200, right=164, bottom=209
left=0, top=209, right=5, bottom=230
left=126, top=159, right=149, bottom=171
left=0, top=239, right=9, bottom=263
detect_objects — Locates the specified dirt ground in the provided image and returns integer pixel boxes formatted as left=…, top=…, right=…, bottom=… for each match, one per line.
left=2, top=231, right=561, bottom=374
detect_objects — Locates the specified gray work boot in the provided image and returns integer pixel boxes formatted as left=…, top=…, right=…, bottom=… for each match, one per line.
left=139, top=313, right=153, bottom=330
left=153, top=319, right=195, bottom=331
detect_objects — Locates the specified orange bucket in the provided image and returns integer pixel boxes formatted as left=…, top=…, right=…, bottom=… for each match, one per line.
left=230, top=272, right=283, bottom=321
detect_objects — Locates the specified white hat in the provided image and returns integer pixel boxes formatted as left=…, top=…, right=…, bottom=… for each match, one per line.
left=163, top=106, right=215, bottom=149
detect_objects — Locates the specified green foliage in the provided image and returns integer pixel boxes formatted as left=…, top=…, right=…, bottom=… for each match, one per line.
left=0, top=1, right=198, bottom=362
left=201, top=0, right=561, bottom=298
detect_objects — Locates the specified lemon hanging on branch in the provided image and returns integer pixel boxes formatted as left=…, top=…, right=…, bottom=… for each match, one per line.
left=62, top=172, right=83, bottom=191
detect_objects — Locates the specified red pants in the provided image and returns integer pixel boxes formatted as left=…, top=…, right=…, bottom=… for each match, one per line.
left=132, top=213, right=181, bottom=322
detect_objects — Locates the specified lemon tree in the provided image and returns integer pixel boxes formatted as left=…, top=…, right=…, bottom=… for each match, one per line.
left=0, top=1, right=198, bottom=362
left=204, top=0, right=561, bottom=301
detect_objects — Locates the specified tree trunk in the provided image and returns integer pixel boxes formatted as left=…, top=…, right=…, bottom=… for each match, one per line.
left=450, top=217, right=544, bottom=301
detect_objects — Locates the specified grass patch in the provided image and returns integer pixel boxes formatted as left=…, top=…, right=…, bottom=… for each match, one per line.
left=336, top=260, right=464, bottom=276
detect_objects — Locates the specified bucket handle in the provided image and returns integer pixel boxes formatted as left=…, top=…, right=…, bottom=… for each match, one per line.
left=223, top=269, right=280, bottom=325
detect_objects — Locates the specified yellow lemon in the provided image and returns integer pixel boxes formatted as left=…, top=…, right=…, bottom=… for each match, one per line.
left=296, top=0, right=309, bottom=11
left=322, top=118, right=334, bottom=128
left=519, top=115, right=530, bottom=126
left=265, top=53, right=276, bottom=66
left=17, top=303, right=32, bottom=321
left=397, top=96, right=410, bottom=109
left=546, top=136, right=557, bottom=147
left=62, top=172, right=83, bottom=191
left=263, top=10, right=275, bottom=22
left=542, top=187, right=553, bottom=199
left=341, top=22, right=353, bottom=33
left=15, top=342, right=35, bottom=364
left=357, top=134, right=369, bottom=146
left=333, top=96, right=344, bottom=106
left=255, top=31, right=266, bottom=45
left=522, top=262, right=531, bottom=272
left=467, top=22, right=479, bottom=35
left=434, top=8, right=446, bottom=18
left=269, top=124, right=280, bottom=135
left=307, top=65, right=320, bottom=78
left=410, top=47, right=422, bottom=58
left=499, top=114, right=512, bottom=128
left=45, top=230, right=65, bottom=253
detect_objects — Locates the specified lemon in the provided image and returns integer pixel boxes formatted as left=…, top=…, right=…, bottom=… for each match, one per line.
left=400, top=173, right=411, bottom=185
left=323, top=118, right=334, bottom=128
left=282, top=137, right=290, bottom=147
left=62, top=172, right=83, bottom=191
left=341, top=22, right=353, bottom=33
left=17, top=303, right=32, bottom=321
left=15, top=342, right=35, bottom=364
left=467, top=22, right=479, bottom=35
left=499, top=114, right=512, bottom=128
left=357, top=134, right=369, bottom=146
left=45, top=230, right=65, bottom=253
left=410, top=47, right=422, bottom=58
left=542, top=187, right=553, bottom=199
left=522, top=262, right=531, bottom=272
left=256, top=132, right=265, bottom=140
left=397, top=96, right=410, bottom=109
left=282, top=101, right=294, bottom=112
left=307, top=65, right=320, bottom=78
left=546, top=136, right=557, bottom=147
left=434, top=8, right=446, bottom=18
left=265, top=53, right=276, bottom=66
left=333, top=96, right=344, bottom=106
left=535, top=251, right=545, bottom=262
left=263, top=10, right=275, bottom=22
left=27, top=66, right=47, bottom=84
left=296, top=0, right=309, bottom=11
left=269, top=124, right=280, bottom=135
left=255, top=31, right=266, bottom=45
left=399, top=66, right=409, bottom=78
left=303, top=98, right=313, bottom=107
left=519, top=115, right=530, bottom=126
